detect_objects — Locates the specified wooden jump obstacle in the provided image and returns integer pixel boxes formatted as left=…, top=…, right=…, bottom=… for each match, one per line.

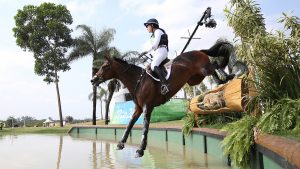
left=189, top=77, right=257, bottom=115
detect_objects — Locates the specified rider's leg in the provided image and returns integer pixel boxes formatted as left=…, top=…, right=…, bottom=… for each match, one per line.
left=150, top=47, right=167, bottom=70
left=151, top=48, right=169, bottom=95
left=154, top=66, right=169, bottom=95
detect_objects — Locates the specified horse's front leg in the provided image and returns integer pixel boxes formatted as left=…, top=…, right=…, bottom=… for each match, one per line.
left=135, top=105, right=153, bottom=158
left=117, top=106, right=142, bottom=150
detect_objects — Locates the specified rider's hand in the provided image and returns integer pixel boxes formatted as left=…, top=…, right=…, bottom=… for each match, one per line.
left=139, top=51, right=147, bottom=58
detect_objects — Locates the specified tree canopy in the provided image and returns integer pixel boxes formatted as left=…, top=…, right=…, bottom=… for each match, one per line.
left=13, top=2, right=74, bottom=127
left=13, top=2, right=73, bottom=83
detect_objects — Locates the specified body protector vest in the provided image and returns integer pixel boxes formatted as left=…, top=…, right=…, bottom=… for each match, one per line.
left=151, top=28, right=169, bottom=51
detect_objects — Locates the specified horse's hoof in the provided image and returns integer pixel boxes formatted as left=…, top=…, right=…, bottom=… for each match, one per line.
left=135, top=149, right=144, bottom=158
left=116, top=142, right=125, bottom=150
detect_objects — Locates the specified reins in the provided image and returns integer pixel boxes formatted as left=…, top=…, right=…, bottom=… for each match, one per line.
left=132, top=69, right=146, bottom=103
left=117, top=61, right=146, bottom=103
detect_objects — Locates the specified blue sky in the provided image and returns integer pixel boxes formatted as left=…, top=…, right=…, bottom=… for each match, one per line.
left=0, top=0, right=299, bottom=120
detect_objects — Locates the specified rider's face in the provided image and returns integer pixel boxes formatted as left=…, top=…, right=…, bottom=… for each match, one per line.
left=146, top=25, right=153, bottom=33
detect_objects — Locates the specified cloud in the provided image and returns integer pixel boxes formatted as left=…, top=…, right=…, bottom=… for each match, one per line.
left=127, top=28, right=144, bottom=37
left=66, top=0, right=105, bottom=25
left=119, top=0, right=234, bottom=58
left=0, top=51, right=34, bottom=79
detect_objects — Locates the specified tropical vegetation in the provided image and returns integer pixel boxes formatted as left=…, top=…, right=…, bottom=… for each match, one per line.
left=89, top=87, right=108, bottom=120
left=68, top=24, right=116, bottom=125
left=183, top=0, right=299, bottom=168
left=13, top=3, right=73, bottom=127
left=222, top=0, right=300, bottom=168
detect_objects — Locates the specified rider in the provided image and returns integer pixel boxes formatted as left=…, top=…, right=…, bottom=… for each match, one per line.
left=141, top=18, right=169, bottom=95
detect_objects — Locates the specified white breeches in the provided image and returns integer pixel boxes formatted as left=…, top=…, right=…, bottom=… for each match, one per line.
left=150, top=47, right=168, bottom=71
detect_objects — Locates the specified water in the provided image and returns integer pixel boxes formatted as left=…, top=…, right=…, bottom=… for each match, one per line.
left=0, top=134, right=230, bottom=169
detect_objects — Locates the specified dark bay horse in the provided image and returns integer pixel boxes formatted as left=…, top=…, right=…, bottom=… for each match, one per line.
left=91, top=48, right=223, bottom=158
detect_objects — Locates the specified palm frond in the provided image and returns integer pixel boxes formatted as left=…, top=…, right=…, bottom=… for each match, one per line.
left=120, top=51, right=144, bottom=64
left=96, top=28, right=116, bottom=50
left=68, top=37, right=93, bottom=62
left=88, top=86, right=108, bottom=101
left=182, top=112, right=196, bottom=136
left=76, top=24, right=96, bottom=50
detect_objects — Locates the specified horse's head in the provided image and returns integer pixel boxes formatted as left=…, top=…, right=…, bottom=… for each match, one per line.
left=91, top=56, right=117, bottom=86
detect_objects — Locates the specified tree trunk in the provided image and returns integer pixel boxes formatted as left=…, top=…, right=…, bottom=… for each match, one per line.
left=184, top=89, right=187, bottom=99
left=92, top=67, right=98, bottom=125
left=105, top=91, right=114, bottom=125
left=55, top=71, right=63, bottom=127
left=100, top=100, right=103, bottom=120
left=92, top=85, right=97, bottom=125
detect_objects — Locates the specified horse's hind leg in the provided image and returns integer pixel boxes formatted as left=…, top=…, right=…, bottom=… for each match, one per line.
left=117, top=106, right=142, bottom=150
left=135, top=105, right=153, bottom=158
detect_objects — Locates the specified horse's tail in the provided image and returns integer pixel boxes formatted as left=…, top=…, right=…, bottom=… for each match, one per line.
left=200, top=39, right=233, bottom=58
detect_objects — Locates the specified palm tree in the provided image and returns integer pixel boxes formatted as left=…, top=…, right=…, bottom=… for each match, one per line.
left=105, top=79, right=121, bottom=125
left=89, top=87, right=107, bottom=120
left=68, top=24, right=115, bottom=125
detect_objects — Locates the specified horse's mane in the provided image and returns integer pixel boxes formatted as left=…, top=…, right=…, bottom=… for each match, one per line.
left=113, top=57, right=130, bottom=65
left=113, top=57, right=143, bottom=72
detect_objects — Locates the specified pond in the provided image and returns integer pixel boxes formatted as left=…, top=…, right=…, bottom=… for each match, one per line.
left=0, top=134, right=231, bottom=169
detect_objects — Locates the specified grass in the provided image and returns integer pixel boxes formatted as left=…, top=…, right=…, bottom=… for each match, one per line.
left=1, top=119, right=299, bottom=142
left=0, top=120, right=184, bottom=135
left=72, top=120, right=106, bottom=126
left=0, top=126, right=71, bottom=134
left=150, top=119, right=184, bottom=127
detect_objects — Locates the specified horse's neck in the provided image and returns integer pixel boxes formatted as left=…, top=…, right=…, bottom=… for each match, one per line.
left=116, top=65, right=143, bottom=95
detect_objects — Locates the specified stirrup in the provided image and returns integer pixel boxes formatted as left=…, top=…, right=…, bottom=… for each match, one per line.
left=161, top=84, right=169, bottom=95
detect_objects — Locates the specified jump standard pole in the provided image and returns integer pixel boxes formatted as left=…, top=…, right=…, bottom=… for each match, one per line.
left=180, top=7, right=216, bottom=54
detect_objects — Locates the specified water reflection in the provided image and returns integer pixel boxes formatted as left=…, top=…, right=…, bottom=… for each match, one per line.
left=87, top=136, right=230, bottom=169
left=92, top=141, right=97, bottom=169
left=0, top=134, right=230, bottom=169
left=56, top=135, right=63, bottom=169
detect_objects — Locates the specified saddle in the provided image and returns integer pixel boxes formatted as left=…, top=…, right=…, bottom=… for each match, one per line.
left=146, top=58, right=172, bottom=81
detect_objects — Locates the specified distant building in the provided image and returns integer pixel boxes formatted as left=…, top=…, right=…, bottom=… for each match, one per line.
left=43, top=118, right=55, bottom=127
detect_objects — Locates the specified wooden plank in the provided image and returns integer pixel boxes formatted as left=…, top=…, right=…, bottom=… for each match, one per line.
left=189, top=78, right=245, bottom=114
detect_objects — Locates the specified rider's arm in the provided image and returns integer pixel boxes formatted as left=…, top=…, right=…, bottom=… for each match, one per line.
left=146, top=29, right=163, bottom=53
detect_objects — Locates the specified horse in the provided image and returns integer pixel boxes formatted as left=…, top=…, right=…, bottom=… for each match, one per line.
left=91, top=42, right=229, bottom=158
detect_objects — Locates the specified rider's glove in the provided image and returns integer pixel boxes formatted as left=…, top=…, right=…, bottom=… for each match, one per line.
left=139, top=51, right=147, bottom=58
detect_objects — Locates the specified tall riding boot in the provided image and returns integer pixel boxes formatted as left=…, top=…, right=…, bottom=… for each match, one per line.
left=154, top=66, right=169, bottom=95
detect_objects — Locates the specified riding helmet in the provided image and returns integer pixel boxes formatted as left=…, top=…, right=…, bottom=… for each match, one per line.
left=144, top=18, right=159, bottom=27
